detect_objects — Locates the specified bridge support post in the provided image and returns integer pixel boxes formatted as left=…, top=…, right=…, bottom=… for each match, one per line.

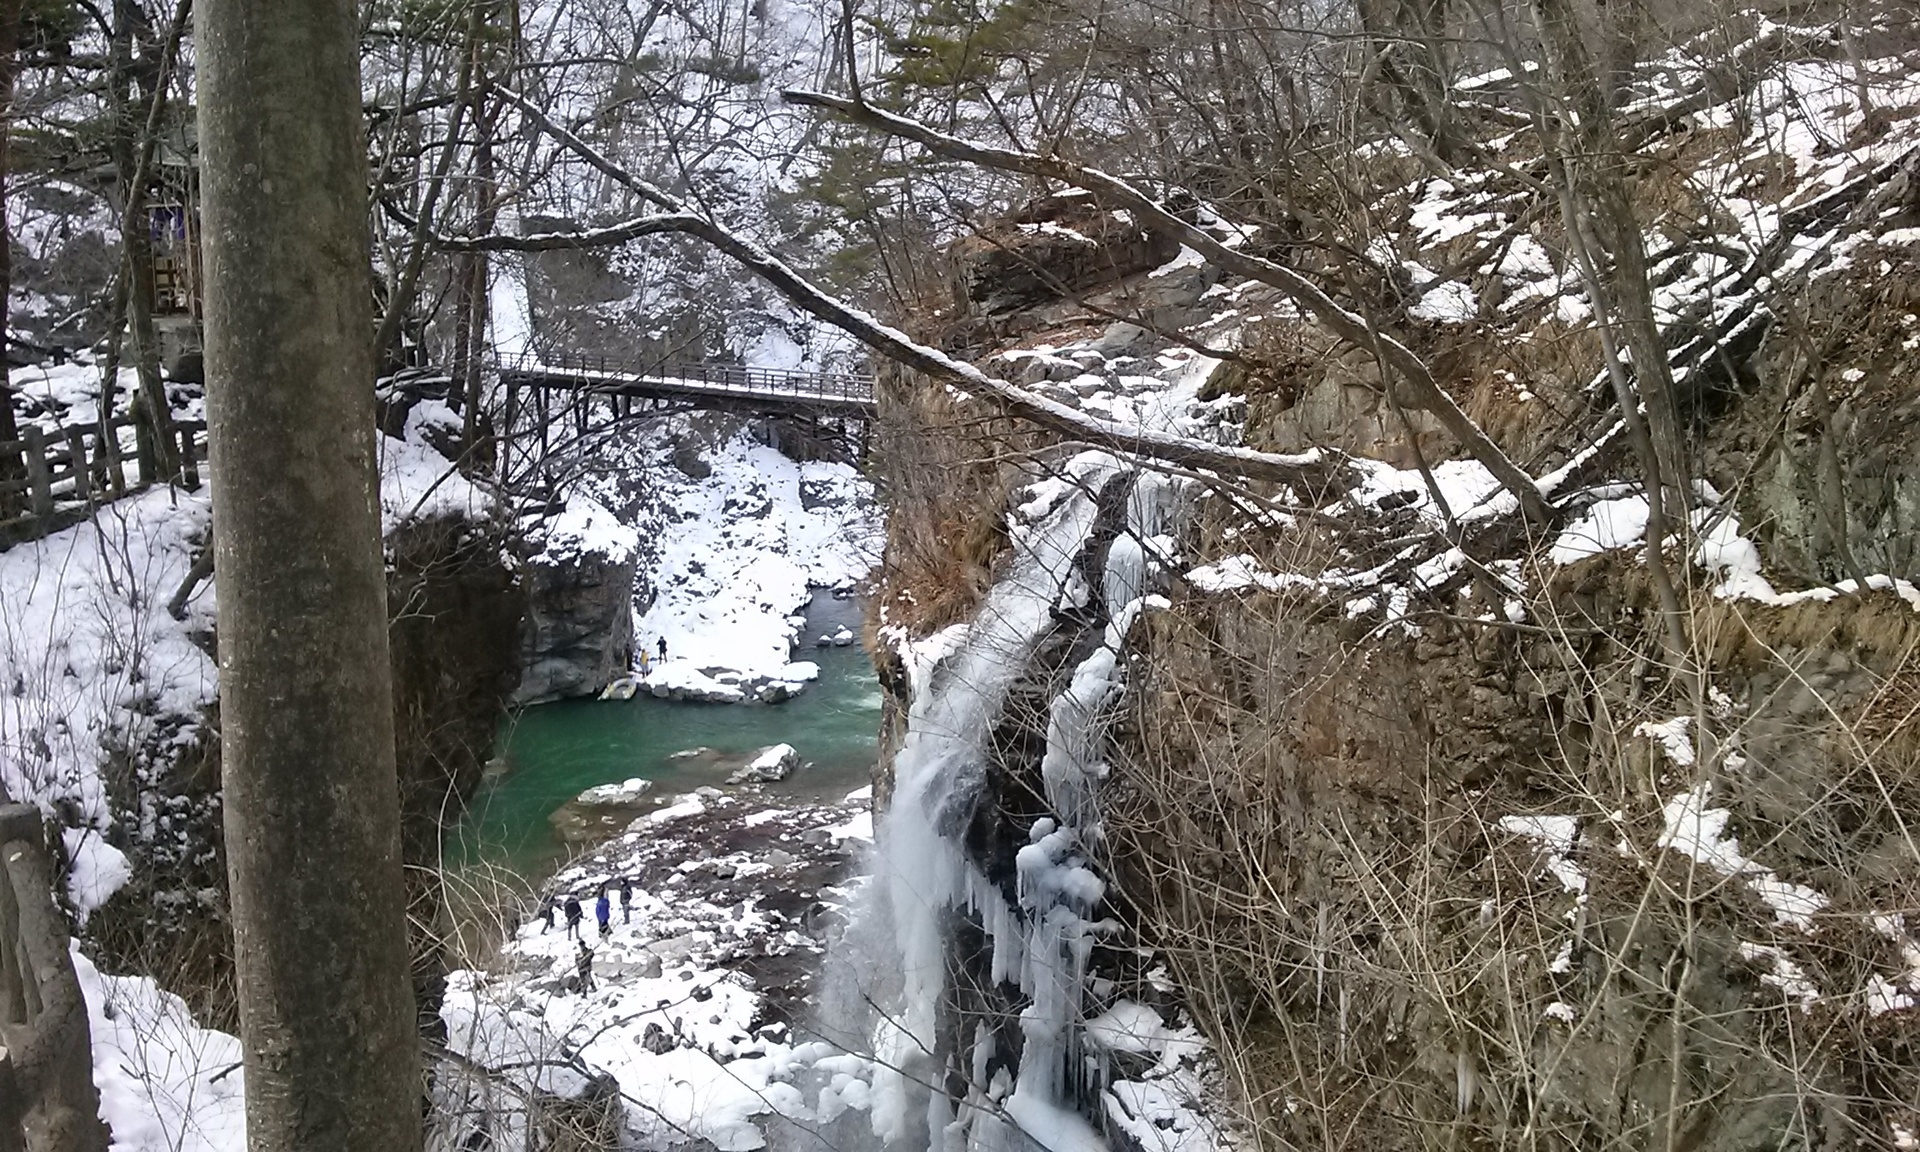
left=502, top=381, right=518, bottom=488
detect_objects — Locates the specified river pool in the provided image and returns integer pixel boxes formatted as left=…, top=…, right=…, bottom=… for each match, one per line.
left=453, top=591, right=881, bottom=882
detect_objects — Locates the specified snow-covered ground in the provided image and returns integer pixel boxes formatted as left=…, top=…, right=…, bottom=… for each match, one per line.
left=0, top=485, right=215, bottom=915
left=438, top=785, right=874, bottom=1152
left=575, top=421, right=882, bottom=702
left=0, top=385, right=505, bottom=1149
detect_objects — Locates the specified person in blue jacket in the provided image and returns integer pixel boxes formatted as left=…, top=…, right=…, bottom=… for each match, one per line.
left=595, top=884, right=612, bottom=937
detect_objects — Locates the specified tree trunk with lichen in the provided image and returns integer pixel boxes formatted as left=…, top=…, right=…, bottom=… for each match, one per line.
left=196, top=0, right=422, bottom=1144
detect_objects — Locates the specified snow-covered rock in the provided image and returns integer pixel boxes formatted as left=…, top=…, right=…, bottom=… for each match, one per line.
left=726, top=743, right=800, bottom=784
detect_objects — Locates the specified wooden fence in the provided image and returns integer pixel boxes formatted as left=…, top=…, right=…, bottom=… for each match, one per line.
left=0, top=416, right=206, bottom=549
left=0, top=802, right=109, bottom=1152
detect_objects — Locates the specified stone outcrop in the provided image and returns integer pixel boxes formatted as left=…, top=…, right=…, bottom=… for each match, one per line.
left=549, top=779, right=657, bottom=845
left=515, top=544, right=637, bottom=706
left=953, top=192, right=1182, bottom=315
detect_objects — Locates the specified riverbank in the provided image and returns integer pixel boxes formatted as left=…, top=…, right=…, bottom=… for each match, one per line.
left=436, top=785, right=874, bottom=1152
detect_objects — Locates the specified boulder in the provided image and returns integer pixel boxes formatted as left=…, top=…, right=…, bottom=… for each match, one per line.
left=954, top=194, right=1182, bottom=314
left=550, top=777, right=657, bottom=844
left=727, top=743, right=800, bottom=784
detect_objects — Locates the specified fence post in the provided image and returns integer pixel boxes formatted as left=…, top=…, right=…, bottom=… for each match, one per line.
left=98, top=417, right=125, bottom=498
left=64, top=427, right=92, bottom=504
left=177, top=426, right=200, bottom=490
left=20, top=427, right=53, bottom=519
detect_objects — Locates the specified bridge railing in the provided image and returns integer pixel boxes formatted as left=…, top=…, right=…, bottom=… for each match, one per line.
left=495, top=350, right=876, bottom=406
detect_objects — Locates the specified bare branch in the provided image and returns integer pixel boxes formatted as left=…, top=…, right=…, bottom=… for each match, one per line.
left=479, top=86, right=1354, bottom=492
left=780, top=86, right=1554, bottom=525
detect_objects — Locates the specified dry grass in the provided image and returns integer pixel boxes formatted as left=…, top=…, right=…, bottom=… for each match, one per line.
left=868, top=363, right=1045, bottom=638
left=1098, top=504, right=1920, bottom=1151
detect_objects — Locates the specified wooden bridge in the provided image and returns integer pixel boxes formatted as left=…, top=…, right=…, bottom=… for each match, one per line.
left=495, top=352, right=876, bottom=420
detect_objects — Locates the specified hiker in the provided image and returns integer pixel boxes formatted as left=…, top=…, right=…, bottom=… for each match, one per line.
left=619, top=876, right=633, bottom=923
left=638, top=649, right=651, bottom=674
left=564, top=894, right=584, bottom=939
left=540, top=896, right=555, bottom=934
left=657, top=636, right=668, bottom=661
left=595, top=885, right=612, bottom=938
left=575, top=940, right=594, bottom=993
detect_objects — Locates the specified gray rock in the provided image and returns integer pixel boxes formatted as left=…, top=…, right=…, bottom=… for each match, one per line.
left=1091, top=321, right=1151, bottom=357
left=514, top=538, right=638, bottom=705
left=549, top=777, right=658, bottom=844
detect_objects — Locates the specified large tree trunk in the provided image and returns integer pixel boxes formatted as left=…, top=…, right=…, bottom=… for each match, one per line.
left=0, top=0, right=22, bottom=519
left=196, top=0, right=422, bottom=1145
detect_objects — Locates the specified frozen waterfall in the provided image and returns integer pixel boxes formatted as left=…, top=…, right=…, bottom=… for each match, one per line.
left=831, top=452, right=1184, bottom=1152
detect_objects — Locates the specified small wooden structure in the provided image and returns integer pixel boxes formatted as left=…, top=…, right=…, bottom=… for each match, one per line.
left=0, top=415, right=206, bottom=549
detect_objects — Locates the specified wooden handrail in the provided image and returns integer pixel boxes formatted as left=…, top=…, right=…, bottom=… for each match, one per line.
left=497, top=349, right=876, bottom=404
left=0, top=411, right=208, bottom=550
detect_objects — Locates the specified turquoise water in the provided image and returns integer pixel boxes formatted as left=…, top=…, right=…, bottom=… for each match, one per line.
left=452, top=592, right=881, bottom=882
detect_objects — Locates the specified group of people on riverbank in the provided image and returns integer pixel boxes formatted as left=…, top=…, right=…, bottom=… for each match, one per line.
left=540, top=876, right=633, bottom=940
left=538, top=878, right=635, bottom=994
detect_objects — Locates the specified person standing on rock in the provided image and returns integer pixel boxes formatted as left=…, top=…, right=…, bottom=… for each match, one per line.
left=657, top=636, right=668, bottom=662
left=575, top=940, right=594, bottom=993
left=564, top=894, right=583, bottom=939
left=619, top=876, right=633, bottom=923
left=540, top=896, right=555, bottom=934
left=595, top=885, right=612, bottom=938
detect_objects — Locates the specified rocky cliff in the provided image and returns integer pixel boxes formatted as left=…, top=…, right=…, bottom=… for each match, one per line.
left=865, top=35, right=1920, bottom=1151
left=515, top=496, right=640, bottom=706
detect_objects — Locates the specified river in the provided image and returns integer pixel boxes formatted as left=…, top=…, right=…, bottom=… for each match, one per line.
left=452, top=590, right=881, bottom=883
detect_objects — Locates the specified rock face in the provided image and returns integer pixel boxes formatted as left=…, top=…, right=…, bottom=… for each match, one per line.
left=515, top=543, right=637, bottom=706
left=953, top=192, right=1182, bottom=314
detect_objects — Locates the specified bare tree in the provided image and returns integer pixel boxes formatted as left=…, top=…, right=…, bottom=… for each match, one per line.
left=197, top=0, right=421, bottom=1146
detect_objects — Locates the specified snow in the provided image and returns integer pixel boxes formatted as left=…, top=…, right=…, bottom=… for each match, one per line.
left=377, top=400, right=495, bottom=528
left=1656, top=782, right=1829, bottom=931
left=1637, top=716, right=1697, bottom=768
left=0, top=487, right=216, bottom=913
left=1409, top=279, right=1478, bottom=323
left=73, top=943, right=247, bottom=1152
left=1696, top=514, right=1920, bottom=611
left=609, top=425, right=880, bottom=689
left=531, top=491, right=637, bottom=566
left=825, top=809, right=873, bottom=842
left=1737, top=941, right=1821, bottom=1010
left=576, top=777, right=654, bottom=805
left=1550, top=495, right=1651, bottom=563
left=1497, top=814, right=1587, bottom=898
